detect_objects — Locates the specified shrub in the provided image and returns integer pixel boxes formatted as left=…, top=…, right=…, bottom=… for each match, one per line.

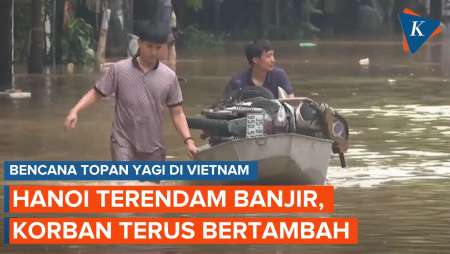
left=61, top=17, right=95, bottom=64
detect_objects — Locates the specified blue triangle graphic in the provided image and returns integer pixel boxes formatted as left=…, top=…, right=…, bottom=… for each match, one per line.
left=400, top=13, right=440, bottom=54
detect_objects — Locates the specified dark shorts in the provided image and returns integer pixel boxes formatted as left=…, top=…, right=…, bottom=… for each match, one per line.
left=110, top=136, right=166, bottom=161
left=111, top=137, right=165, bottom=184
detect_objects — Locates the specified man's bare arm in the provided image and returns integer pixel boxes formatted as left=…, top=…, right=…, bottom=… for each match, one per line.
left=64, top=88, right=102, bottom=130
left=169, top=105, right=198, bottom=158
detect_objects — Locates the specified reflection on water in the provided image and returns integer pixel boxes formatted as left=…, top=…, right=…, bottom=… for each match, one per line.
left=1, top=39, right=450, bottom=253
left=328, top=102, right=450, bottom=187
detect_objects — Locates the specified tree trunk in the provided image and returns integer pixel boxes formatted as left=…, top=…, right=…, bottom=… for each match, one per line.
left=260, top=0, right=270, bottom=37
left=28, top=0, right=44, bottom=74
left=126, top=0, right=134, bottom=33
left=213, top=0, right=221, bottom=33
left=430, top=0, right=442, bottom=20
left=97, top=5, right=111, bottom=63
left=0, top=0, right=12, bottom=90
left=172, top=0, right=182, bottom=30
left=63, top=0, right=73, bottom=31
left=107, top=0, right=128, bottom=56
left=275, top=0, right=280, bottom=28
left=55, top=0, right=64, bottom=64
left=155, top=0, right=172, bottom=33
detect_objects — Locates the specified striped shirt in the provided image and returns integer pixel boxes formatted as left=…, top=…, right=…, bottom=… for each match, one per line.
left=95, top=56, right=183, bottom=153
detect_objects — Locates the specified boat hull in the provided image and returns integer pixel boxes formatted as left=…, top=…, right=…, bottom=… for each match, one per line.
left=194, top=133, right=333, bottom=185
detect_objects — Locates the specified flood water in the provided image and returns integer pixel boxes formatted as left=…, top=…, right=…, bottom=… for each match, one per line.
left=1, top=37, right=450, bottom=253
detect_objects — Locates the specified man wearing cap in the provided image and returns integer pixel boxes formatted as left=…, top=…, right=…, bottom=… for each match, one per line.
left=64, top=25, right=197, bottom=161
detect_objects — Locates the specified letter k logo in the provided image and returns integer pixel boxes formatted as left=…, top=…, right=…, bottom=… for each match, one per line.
left=410, top=21, right=425, bottom=36
left=400, top=9, right=442, bottom=54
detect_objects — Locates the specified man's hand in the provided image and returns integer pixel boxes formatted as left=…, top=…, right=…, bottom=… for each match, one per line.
left=185, top=139, right=198, bottom=159
left=64, top=110, right=78, bottom=130
left=63, top=88, right=101, bottom=131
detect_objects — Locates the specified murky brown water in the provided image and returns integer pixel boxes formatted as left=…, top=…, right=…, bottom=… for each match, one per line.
left=1, top=37, right=450, bottom=253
